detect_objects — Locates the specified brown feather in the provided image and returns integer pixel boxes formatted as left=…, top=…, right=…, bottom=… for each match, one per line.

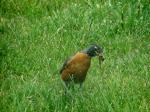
left=61, top=52, right=91, bottom=83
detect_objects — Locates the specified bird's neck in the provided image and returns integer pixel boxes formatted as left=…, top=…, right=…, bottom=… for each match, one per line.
left=80, top=49, right=95, bottom=58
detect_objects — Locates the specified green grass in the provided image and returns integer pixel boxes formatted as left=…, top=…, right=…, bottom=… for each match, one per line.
left=0, top=0, right=150, bottom=112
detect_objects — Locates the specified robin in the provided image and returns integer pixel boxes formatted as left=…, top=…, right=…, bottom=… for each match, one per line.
left=60, top=44, right=104, bottom=90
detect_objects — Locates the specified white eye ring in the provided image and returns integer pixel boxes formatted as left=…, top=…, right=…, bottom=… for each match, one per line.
left=94, top=46, right=97, bottom=49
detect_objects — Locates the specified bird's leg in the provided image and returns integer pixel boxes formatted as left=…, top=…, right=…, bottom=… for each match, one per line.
left=69, top=74, right=75, bottom=91
left=79, top=82, right=83, bottom=91
left=64, top=81, right=70, bottom=94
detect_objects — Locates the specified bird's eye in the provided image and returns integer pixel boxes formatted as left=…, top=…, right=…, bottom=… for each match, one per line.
left=94, top=46, right=98, bottom=49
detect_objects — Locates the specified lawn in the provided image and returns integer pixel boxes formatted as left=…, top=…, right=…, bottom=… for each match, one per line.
left=0, top=0, right=150, bottom=112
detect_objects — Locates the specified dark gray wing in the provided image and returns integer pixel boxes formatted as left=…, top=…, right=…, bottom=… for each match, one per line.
left=60, top=56, right=73, bottom=74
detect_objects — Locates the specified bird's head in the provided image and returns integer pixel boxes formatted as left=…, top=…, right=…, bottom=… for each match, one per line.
left=83, top=44, right=104, bottom=61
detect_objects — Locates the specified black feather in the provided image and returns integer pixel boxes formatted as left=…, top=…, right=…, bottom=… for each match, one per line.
left=60, top=56, right=73, bottom=74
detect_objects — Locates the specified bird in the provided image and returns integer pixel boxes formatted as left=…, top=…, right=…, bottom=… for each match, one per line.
left=60, top=44, right=104, bottom=90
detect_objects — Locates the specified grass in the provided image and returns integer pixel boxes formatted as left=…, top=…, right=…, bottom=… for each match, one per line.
left=0, top=0, right=150, bottom=112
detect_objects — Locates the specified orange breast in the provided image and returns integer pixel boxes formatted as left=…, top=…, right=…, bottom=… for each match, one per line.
left=61, top=52, right=91, bottom=83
